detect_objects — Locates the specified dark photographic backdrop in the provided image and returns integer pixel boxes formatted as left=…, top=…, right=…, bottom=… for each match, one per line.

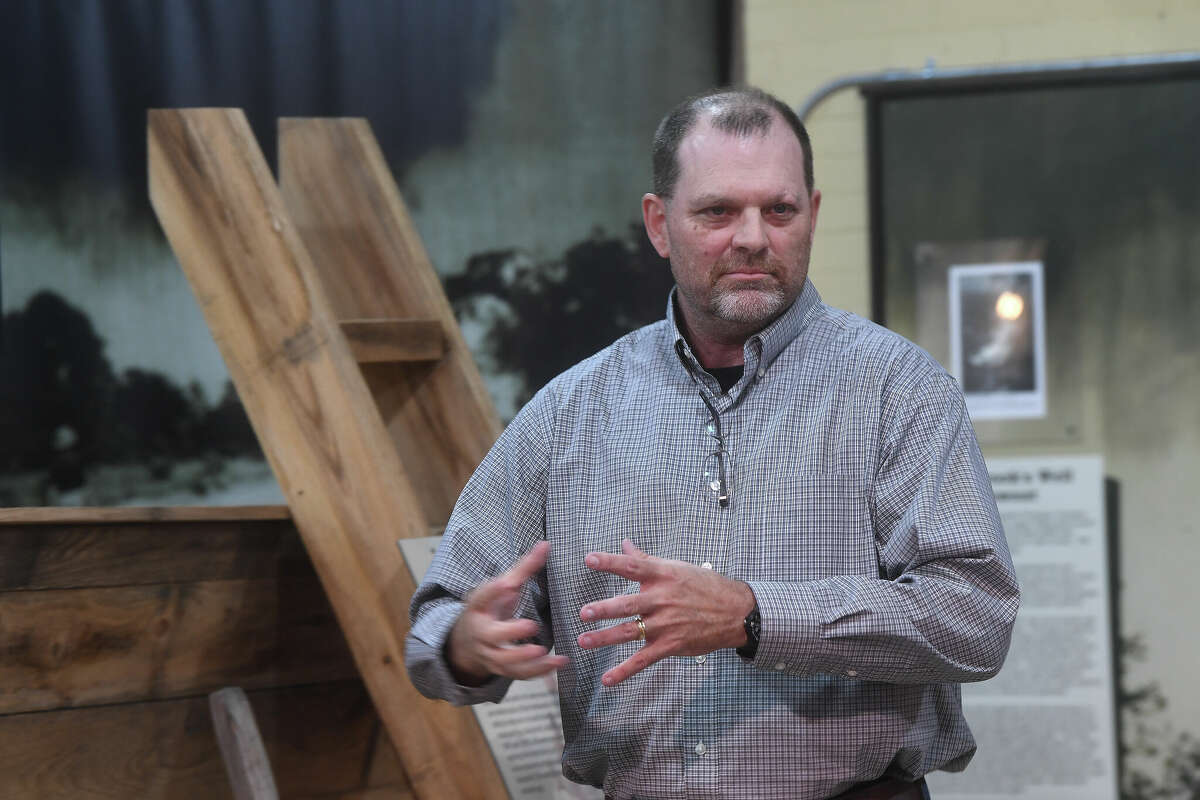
left=0, top=0, right=729, bottom=506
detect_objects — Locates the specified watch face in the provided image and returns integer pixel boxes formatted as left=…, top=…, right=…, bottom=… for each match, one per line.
left=744, top=608, right=760, bottom=641
left=737, top=608, right=761, bottom=660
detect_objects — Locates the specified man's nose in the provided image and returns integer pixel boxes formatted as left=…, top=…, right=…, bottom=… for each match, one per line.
left=731, top=208, right=767, bottom=252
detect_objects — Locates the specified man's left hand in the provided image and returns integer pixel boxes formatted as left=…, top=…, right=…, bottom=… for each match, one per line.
left=577, top=539, right=756, bottom=686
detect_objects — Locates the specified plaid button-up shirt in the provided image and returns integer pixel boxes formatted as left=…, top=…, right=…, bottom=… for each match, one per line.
left=407, top=280, right=1019, bottom=800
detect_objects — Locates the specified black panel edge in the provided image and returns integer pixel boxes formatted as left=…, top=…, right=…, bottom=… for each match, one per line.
left=865, top=97, right=886, bottom=326
left=858, top=59, right=1200, bottom=102
left=1106, top=476, right=1125, bottom=793
left=717, top=0, right=738, bottom=85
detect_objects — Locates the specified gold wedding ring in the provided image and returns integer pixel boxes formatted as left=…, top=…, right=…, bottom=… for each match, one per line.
left=634, top=616, right=647, bottom=642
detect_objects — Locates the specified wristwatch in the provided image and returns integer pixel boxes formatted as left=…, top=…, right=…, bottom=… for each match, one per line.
left=736, top=605, right=761, bottom=660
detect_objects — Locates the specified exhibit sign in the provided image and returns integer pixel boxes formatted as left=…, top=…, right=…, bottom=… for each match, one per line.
left=948, top=261, right=1048, bottom=420
left=400, top=537, right=603, bottom=800
left=928, top=455, right=1118, bottom=800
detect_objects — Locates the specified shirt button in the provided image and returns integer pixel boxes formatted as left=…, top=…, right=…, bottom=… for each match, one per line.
left=774, top=662, right=787, bottom=671
left=695, top=654, right=707, bottom=664
left=756, top=369, right=765, bottom=379
left=700, top=561, right=713, bottom=570
left=694, top=742, right=707, bottom=756
left=847, top=669, right=858, bottom=677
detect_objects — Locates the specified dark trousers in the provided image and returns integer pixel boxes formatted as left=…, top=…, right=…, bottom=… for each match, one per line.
left=604, top=777, right=929, bottom=800
left=833, top=776, right=929, bottom=800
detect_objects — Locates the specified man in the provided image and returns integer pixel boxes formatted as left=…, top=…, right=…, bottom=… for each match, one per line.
left=407, top=86, right=1019, bottom=800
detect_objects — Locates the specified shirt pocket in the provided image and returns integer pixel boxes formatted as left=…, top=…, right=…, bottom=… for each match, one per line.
left=739, top=473, right=879, bottom=582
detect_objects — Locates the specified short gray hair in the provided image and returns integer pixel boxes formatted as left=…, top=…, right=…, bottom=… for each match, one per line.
left=651, top=86, right=814, bottom=199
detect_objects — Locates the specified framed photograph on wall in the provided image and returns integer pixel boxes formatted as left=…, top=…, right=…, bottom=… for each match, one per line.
left=883, top=237, right=1086, bottom=446
left=948, top=261, right=1047, bottom=420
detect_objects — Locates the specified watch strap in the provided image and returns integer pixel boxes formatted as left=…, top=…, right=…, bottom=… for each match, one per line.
left=736, top=605, right=761, bottom=660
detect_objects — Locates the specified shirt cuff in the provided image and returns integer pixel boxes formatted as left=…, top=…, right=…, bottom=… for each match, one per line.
left=406, top=599, right=512, bottom=706
left=743, top=580, right=827, bottom=675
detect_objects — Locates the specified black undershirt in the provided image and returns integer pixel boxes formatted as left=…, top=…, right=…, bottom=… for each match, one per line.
left=707, top=364, right=744, bottom=393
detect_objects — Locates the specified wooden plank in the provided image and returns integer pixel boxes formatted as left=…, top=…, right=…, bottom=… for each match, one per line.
left=0, top=681, right=381, bottom=799
left=333, top=789, right=416, bottom=800
left=149, top=108, right=506, bottom=800
left=0, top=577, right=356, bottom=715
left=0, top=519, right=443, bottom=591
left=278, top=118, right=501, bottom=527
left=330, top=729, right=419, bottom=800
left=364, top=729, right=406, bottom=788
left=0, top=518, right=310, bottom=590
left=210, top=687, right=280, bottom=800
left=0, top=505, right=291, bottom=525
left=340, top=318, right=445, bottom=363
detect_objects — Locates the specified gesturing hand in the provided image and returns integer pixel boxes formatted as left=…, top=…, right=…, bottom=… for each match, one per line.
left=447, top=541, right=568, bottom=685
left=576, top=539, right=756, bottom=686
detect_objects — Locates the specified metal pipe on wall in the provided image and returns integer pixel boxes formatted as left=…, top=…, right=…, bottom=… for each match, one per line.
left=795, top=51, right=1200, bottom=121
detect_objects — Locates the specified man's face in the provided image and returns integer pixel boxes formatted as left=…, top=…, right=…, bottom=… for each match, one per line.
left=643, top=115, right=820, bottom=342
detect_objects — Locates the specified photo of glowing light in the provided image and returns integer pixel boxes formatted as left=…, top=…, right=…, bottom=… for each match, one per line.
left=995, top=290, right=1024, bottom=320
left=948, top=261, right=1046, bottom=419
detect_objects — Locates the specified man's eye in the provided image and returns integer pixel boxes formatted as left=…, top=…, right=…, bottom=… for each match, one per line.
left=771, top=203, right=794, bottom=215
left=705, top=206, right=727, bottom=217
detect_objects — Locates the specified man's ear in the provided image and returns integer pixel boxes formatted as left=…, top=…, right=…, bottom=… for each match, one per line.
left=642, top=193, right=670, bottom=259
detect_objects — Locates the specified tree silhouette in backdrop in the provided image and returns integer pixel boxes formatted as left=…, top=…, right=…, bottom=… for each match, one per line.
left=445, top=224, right=674, bottom=406
left=0, top=290, right=260, bottom=497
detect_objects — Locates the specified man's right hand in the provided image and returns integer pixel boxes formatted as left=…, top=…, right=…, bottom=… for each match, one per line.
left=446, top=540, right=568, bottom=685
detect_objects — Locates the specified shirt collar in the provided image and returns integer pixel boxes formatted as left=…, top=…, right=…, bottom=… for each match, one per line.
left=666, top=278, right=823, bottom=378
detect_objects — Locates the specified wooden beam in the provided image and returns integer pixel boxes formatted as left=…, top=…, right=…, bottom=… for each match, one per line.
left=0, top=506, right=292, bottom=525
left=0, top=515, right=443, bottom=591
left=0, top=577, right=357, bottom=715
left=278, top=118, right=501, bottom=527
left=210, top=687, right=280, bottom=800
left=148, top=108, right=505, bottom=800
left=339, top=318, right=445, bottom=364
left=0, top=517, right=307, bottom=590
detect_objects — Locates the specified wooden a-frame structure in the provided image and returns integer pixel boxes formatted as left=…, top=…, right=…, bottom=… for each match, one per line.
left=149, top=109, right=509, bottom=799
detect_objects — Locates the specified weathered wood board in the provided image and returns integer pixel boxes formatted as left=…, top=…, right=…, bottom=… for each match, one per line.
left=0, top=577, right=356, bottom=714
left=0, top=511, right=306, bottom=590
left=278, top=117, right=501, bottom=527
left=148, top=109, right=506, bottom=800
left=0, top=511, right=408, bottom=799
left=0, top=506, right=292, bottom=525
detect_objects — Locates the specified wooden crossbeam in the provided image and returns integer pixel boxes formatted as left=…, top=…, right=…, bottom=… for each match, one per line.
left=339, top=318, right=445, bottom=364
left=148, top=108, right=507, bottom=800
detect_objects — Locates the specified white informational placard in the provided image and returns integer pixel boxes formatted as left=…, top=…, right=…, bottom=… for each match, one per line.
left=399, top=537, right=603, bottom=800
left=927, top=455, right=1118, bottom=800
left=948, top=261, right=1047, bottom=419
